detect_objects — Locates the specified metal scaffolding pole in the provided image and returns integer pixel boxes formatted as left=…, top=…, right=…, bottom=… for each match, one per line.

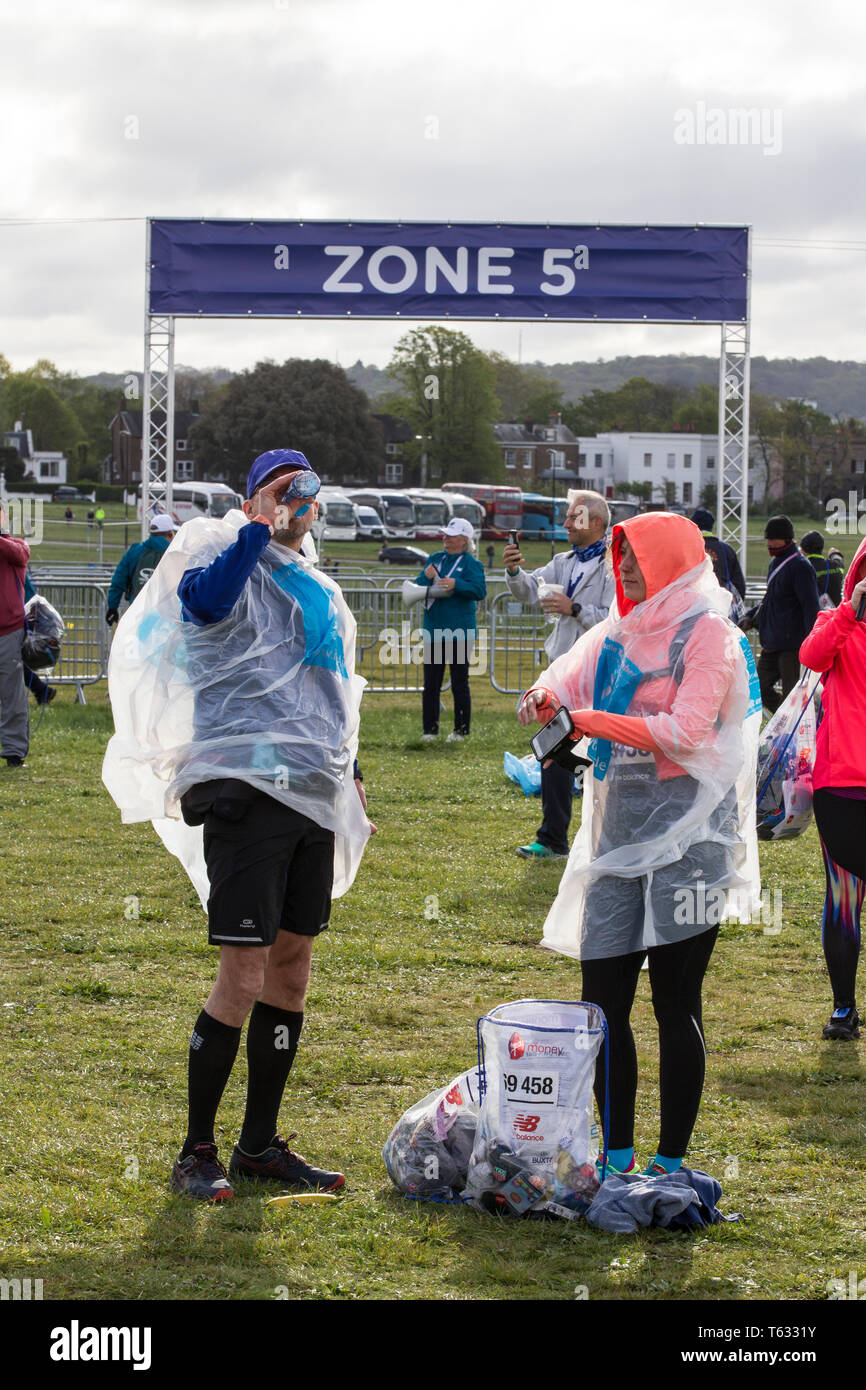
left=717, top=231, right=751, bottom=576
left=142, top=224, right=176, bottom=540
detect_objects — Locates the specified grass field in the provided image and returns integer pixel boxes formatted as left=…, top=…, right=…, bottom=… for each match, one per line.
left=1, top=683, right=864, bottom=1303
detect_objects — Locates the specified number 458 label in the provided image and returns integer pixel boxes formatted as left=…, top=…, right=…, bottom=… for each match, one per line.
left=502, top=1071, right=559, bottom=1105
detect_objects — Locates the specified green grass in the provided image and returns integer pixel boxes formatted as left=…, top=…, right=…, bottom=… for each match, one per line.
left=0, top=685, right=863, bottom=1301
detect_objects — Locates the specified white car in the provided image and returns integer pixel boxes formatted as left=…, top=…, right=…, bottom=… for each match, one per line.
left=353, top=504, right=386, bottom=540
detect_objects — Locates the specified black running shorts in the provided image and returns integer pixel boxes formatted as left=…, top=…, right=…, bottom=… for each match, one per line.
left=200, top=789, right=335, bottom=947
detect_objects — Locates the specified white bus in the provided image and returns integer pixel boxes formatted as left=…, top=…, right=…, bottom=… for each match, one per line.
left=408, top=488, right=484, bottom=541
left=137, top=481, right=244, bottom=524
left=345, top=488, right=416, bottom=538
left=316, top=488, right=359, bottom=540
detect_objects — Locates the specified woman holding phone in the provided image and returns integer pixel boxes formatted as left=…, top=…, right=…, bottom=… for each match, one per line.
left=800, top=536, right=866, bottom=1040
left=518, top=513, right=761, bottom=1176
left=414, top=518, right=486, bottom=742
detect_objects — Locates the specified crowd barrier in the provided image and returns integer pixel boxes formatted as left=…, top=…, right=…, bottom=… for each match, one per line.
left=31, top=580, right=111, bottom=701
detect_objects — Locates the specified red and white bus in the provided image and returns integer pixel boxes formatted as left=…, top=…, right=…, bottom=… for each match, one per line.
left=440, top=482, right=523, bottom=538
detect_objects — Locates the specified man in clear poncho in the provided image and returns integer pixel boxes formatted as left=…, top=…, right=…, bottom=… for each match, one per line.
left=103, top=448, right=372, bottom=1201
left=519, top=512, right=761, bottom=1179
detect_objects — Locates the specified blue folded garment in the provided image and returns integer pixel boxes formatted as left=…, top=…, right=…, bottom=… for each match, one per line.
left=585, top=1166, right=742, bottom=1234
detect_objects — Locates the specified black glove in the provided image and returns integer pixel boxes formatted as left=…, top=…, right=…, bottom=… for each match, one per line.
left=105, top=608, right=119, bottom=626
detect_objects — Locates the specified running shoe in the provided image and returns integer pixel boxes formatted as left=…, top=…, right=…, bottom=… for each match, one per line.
left=595, top=1154, right=636, bottom=1180
left=445, top=732, right=466, bottom=743
left=822, top=1006, right=860, bottom=1041
left=643, top=1161, right=680, bottom=1177
left=515, top=841, right=567, bottom=860
left=229, top=1133, right=345, bottom=1191
left=170, top=1143, right=236, bottom=1202
left=421, top=733, right=437, bottom=743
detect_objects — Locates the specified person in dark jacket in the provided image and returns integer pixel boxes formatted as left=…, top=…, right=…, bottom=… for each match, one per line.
left=690, top=508, right=746, bottom=601
left=800, top=530, right=844, bottom=609
left=105, top=514, right=177, bottom=625
left=740, top=515, right=819, bottom=713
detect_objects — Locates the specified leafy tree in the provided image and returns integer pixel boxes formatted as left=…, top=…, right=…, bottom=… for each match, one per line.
left=485, top=353, right=561, bottom=423
left=615, top=480, right=653, bottom=503
left=387, top=327, right=502, bottom=484
left=0, top=444, right=26, bottom=484
left=189, top=358, right=382, bottom=490
left=1, top=375, right=82, bottom=459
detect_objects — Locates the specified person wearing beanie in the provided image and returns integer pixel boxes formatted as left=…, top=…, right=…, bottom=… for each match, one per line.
left=800, top=530, right=844, bottom=609
left=690, top=509, right=746, bottom=608
left=105, top=512, right=178, bottom=625
left=740, top=515, right=819, bottom=713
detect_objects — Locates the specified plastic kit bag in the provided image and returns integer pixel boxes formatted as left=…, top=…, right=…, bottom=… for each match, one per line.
left=464, top=1000, right=607, bottom=1218
left=756, top=676, right=820, bottom=840
left=383, top=1068, right=481, bottom=1201
left=22, top=595, right=65, bottom=670
left=503, top=751, right=583, bottom=798
left=504, top=750, right=542, bottom=796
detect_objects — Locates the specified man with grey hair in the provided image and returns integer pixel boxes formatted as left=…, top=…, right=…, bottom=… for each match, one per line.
left=503, top=489, right=614, bottom=859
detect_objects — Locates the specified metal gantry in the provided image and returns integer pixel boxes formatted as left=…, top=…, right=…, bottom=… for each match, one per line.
left=717, top=239, right=752, bottom=574
left=142, top=228, right=176, bottom=538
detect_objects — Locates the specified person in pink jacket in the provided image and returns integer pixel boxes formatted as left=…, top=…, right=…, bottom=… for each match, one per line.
left=800, top=535, right=866, bottom=1040
left=0, top=504, right=31, bottom=767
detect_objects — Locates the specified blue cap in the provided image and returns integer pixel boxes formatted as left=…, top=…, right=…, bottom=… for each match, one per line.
left=246, top=448, right=312, bottom=499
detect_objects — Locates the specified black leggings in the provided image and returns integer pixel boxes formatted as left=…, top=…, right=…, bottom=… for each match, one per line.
left=814, top=789, right=866, bottom=1011
left=580, top=927, right=718, bottom=1158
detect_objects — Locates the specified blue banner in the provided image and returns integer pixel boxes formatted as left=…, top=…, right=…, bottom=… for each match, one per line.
left=148, top=220, right=748, bottom=322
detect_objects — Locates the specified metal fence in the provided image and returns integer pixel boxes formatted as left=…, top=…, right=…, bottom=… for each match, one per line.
left=34, top=581, right=111, bottom=700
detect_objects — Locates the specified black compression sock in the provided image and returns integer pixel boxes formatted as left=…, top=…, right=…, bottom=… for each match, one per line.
left=238, top=1003, right=304, bottom=1155
left=181, top=1010, right=242, bottom=1158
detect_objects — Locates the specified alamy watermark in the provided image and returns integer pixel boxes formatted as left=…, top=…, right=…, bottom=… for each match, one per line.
left=378, top=624, right=488, bottom=673
left=673, top=883, right=783, bottom=934
left=826, top=492, right=866, bottom=536
left=674, top=102, right=782, bottom=157
left=3, top=497, right=44, bottom=544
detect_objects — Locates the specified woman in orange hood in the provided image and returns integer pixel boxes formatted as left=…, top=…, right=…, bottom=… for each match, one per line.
left=519, top=513, right=761, bottom=1176
left=800, top=536, right=866, bottom=1041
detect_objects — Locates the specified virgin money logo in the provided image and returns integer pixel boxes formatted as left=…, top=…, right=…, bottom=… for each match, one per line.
left=508, top=1032, right=525, bottom=1060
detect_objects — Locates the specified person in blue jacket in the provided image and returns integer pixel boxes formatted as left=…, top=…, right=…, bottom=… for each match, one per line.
left=105, top=514, right=177, bottom=625
left=414, top=517, right=487, bottom=742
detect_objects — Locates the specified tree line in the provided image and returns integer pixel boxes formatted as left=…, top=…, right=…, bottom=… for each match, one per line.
left=1, top=336, right=862, bottom=511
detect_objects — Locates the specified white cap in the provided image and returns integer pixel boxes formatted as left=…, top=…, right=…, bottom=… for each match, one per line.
left=443, top=517, right=474, bottom=539
left=150, top=513, right=177, bottom=534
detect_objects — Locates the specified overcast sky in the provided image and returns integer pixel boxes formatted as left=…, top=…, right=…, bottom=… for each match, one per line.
left=1, top=0, right=864, bottom=378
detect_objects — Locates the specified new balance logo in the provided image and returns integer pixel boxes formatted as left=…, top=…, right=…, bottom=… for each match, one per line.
left=513, top=1114, right=541, bottom=1133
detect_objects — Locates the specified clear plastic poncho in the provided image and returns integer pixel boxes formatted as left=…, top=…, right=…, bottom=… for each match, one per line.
left=538, top=515, right=763, bottom=961
left=102, top=510, right=371, bottom=908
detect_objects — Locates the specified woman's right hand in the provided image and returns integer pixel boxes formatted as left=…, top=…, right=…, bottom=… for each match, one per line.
left=424, top=563, right=438, bottom=580
left=850, top=577, right=866, bottom=617
left=518, top=689, right=559, bottom=727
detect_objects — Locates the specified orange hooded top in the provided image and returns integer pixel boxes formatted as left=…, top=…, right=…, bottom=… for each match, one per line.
left=533, top=512, right=740, bottom=777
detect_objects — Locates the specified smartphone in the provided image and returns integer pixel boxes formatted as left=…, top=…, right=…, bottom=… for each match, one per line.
left=508, top=529, right=520, bottom=547
left=530, top=706, right=574, bottom=762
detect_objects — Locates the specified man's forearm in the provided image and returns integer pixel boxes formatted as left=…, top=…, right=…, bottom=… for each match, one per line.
left=178, top=522, right=271, bottom=625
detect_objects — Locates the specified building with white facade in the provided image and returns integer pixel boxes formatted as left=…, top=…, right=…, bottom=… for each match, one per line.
left=575, top=432, right=766, bottom=508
